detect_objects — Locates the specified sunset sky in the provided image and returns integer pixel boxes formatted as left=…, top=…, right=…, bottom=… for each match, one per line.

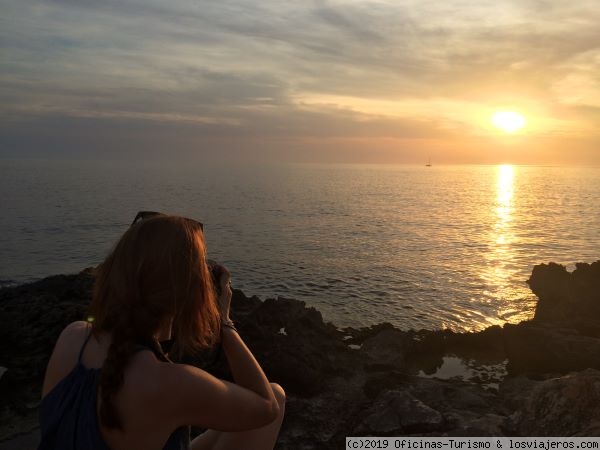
left=1, top=0, right=599, bottom=164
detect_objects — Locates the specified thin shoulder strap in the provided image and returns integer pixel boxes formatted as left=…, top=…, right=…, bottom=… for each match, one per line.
left=78, top=323, right=93, bottom=363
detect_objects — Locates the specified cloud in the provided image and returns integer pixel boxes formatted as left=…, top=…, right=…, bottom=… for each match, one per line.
left=1, top=0, right=599, bottom=161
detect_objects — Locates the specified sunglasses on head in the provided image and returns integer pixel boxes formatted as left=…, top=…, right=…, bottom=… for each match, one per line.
left=131, top=211, right=204, bottom=232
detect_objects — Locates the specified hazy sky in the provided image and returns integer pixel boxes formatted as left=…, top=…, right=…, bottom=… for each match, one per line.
left=1, top=0, right=599, bottom=164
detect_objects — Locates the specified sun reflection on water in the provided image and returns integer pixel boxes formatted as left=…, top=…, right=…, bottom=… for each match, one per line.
left=495, top=164, right=514, bottom=248
left=481, top=164, right=528, bottom=326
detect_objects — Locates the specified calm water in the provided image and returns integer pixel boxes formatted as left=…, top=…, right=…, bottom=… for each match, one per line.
left=1, top=159, right=599, bottom=331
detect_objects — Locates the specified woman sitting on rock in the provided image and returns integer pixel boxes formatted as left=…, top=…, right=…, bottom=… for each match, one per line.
left=39, top=213, right=285, bottom=450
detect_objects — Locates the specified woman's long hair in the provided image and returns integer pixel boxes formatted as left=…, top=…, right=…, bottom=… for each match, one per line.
left=87, top=215, right=221, bottom=431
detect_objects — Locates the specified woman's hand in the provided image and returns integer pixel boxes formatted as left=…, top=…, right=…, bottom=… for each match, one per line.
left=216, top=265, right=232, bottom=321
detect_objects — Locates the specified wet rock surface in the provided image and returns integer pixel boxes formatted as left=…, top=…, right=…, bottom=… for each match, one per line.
left=1, top=260, right=599, bottom=448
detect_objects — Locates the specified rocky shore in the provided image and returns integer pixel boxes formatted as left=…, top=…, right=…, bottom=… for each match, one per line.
left=1, top=261, right=600, bottom=448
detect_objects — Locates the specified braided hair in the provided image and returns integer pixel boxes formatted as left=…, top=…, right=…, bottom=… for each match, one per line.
left=88, top=215, right=221, bottom=430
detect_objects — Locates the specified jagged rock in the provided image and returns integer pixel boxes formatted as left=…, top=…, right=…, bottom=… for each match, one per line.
left=362, top=371, right=411, bottom=399
left=355, top=390, right=444, bottom=434
left=410, top=377, right=494, bottom=413
left=444, top=412, right=507, bottom=436
left=444, top=326, right=505, bottom=356
left=529, top=261, right=600, bottom=334
left=498, top=375, right=540, bottom=413
left=510, top=369, right=600, bottom=436
left=279, top=375, right=369, bottom=450
left=2, top=260, right=600, bottom=446
left=360, top=328, right=409, bottom=367
left=342, top=322, right=396, bottom=344
left=233, top=295, right=356, bottom=397
left=0, top=270, right=93, bottom=424
left=503, top=323, right=600, bottom=374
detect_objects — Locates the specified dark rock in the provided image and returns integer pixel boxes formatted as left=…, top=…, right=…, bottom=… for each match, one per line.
left=230, top=288, right=262, bottom=316
left=362, top=371, right=411, bottom=399
left=445, top=326, right=505, bottom=357
left=444, top=412, right=507, bottom=436
left=529, top=261, right=600, bottom=334
left=410, top=378, right=493, bottom=413
left=510, top=369, right=600, bottom=436
left=503, top=322, right=600, bottom=374
left=0, top=271, right=93, bottom=424
left=498, top=375, right=541, bottom=412
left=279, top=375, right=368, bottom=450
left=360, top=328, right=409, bottom=368
left=233, top=295, right=356, bottom=397
left=355, top=390, right=444, bottom=434
left=341, top=322, right=396, bottom=344
left=3, top=260, right=600, bottom=446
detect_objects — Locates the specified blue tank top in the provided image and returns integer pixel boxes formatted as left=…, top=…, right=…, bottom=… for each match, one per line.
left=38, top=328, right=191, bottom=450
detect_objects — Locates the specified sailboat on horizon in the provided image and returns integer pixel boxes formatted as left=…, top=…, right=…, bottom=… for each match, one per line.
left=425, top=157, right=432, bottom=167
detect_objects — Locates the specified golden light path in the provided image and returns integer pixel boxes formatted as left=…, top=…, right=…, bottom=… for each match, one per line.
left=496, top=165, right=514, bottom=231
left=491, top=111, right=526, bottom=133
left=481, top=164, right=526, bottom=326
left=447, top=165, right=521, bottom=331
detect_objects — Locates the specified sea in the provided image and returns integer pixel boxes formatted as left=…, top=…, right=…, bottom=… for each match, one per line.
left=1, top=159, right=599, bottom=332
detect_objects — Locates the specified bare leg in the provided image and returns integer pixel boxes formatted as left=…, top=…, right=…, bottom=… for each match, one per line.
left=191, top=383, right=286, bottom=450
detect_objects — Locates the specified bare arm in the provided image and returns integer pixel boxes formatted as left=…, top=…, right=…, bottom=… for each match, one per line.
left=218, top=267, right=276, bottom=406
left=219, top=326, right=277, bottom=404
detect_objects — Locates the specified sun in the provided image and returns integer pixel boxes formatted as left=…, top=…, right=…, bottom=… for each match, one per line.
left=491, top=111, right=526, bottom=134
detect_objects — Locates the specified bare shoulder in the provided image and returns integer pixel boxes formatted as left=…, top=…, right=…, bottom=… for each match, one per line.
left=61, top=320, right=91, bottom=338
left=41, top=320, right=91, bottom=397
left=56, top=321, right=91, bottom=357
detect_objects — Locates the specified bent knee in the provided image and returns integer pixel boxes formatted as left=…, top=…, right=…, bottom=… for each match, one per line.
left=270, top=382, right=286, bottom=407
